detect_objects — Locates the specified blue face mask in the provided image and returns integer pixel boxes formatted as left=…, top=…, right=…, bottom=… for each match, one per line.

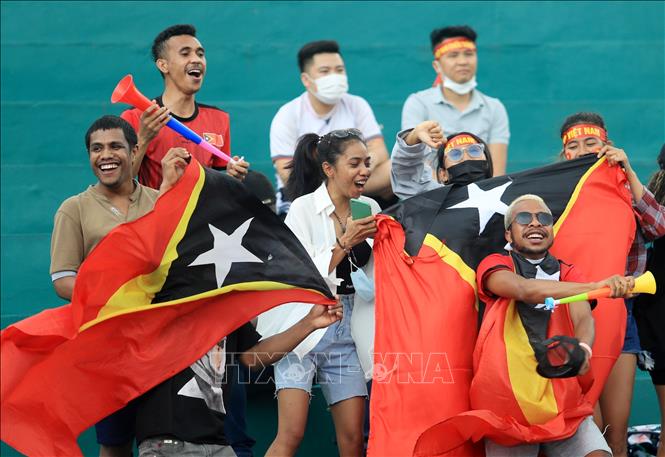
left=349, top=258, right=375, bottom=301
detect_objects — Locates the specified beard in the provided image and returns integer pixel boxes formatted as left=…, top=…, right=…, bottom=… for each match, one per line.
left=510, top=240, right=552, bottom=258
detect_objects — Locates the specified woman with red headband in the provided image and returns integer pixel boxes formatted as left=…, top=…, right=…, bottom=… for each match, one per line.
left=560, top=112, right=665, bottom=457
left=390, top=120, right=494, bottom=200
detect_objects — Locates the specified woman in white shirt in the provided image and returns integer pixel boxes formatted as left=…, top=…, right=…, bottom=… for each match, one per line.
left=263, top=129, right=380, bottom=457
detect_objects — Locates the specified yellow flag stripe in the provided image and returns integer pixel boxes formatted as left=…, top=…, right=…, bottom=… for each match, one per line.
left=422, top=234, right=478, bottom=308
left=553, top=157, right=606, bottom=235
left=504, top=298, right=558, bottom=423
left=79, top=281, right=326, bottom=331
left=81, top=165, right=207, bottom=331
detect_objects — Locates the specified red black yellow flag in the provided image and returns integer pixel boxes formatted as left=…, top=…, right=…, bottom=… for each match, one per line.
left=368, top=156, right=635, bottom=456
left=1, top=163, right=334, bottom=457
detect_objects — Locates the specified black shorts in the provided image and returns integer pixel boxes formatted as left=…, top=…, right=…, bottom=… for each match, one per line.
left=94, top=401, right=137, bottom=446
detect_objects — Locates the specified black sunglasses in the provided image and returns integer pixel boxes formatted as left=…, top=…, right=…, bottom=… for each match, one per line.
left=512, top=211, right=554, bottom=226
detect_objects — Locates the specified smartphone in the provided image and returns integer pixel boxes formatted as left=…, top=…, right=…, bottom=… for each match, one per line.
left=350, top=198, right=372, bottom=220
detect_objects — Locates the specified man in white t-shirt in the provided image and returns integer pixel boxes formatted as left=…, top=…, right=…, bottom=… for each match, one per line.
left=270, top=40, right=393, bottom=215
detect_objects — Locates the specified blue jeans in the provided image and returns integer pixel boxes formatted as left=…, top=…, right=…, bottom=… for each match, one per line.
left=622, top=297, right=642, bottom=354
left=274, top=294, right=367, bottom=405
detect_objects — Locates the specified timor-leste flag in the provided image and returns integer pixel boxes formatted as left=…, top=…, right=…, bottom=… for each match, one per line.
left=1, top=162, right=334, bottom=457
left=367, top=155, right=635, bottom=457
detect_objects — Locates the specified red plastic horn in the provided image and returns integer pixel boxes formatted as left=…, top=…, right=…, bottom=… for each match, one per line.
left=111, top=75, right=151, bottom=111
left=111, top=74, right=233, bottom=164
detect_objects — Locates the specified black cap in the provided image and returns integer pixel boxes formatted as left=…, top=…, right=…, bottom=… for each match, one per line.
left=243, top=170, right=276, bottom=211
left=534, top=335, right=587, bottom=379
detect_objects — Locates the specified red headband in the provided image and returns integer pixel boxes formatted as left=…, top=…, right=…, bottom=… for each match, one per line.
left=561, top=124, right=608, bottom=145
left=433, top=37, right=476, bottom=59
left=444, top=134, right=478, bottom=152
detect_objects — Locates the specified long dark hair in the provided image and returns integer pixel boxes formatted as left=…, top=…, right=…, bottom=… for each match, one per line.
left=436, top=131, right=493, bottom=181
left=648, top=144, right=665, bottom=204
left=284, top=129, right=366, bottom=201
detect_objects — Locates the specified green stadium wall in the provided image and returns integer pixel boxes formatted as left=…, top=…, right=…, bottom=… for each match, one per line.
left=2, top=1, right=663, bottom=455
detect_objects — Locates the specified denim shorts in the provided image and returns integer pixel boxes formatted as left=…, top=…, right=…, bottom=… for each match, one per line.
left=274, top=294, right=368, bottom=406
left=622, top=298, right=642, bottom=354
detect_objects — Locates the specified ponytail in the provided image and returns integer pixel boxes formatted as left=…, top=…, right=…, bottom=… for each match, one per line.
left=284, top=129, right=366, bottom=201
left=284, top=133, right=324, bottom=201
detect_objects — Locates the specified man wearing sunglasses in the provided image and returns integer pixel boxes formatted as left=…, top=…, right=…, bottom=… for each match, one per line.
left=390, top=120, right=493, bottom=200
left=472, top=194, right=634, bottom=457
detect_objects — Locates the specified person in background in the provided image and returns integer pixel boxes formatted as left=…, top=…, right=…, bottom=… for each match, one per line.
left=633, top=144, right=665, bottom=457
left=121, top=24, right=249, bottom=189
left=270, top=40, right=393, bottom=216
left=390, top=119, right=493, bottom=200
left=402, top=25, right=509, bottom=176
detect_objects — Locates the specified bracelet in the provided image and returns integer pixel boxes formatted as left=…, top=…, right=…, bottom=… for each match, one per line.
left=579, top=342, right=593, bottom=358
left=336, top=237, right=350, bottom=254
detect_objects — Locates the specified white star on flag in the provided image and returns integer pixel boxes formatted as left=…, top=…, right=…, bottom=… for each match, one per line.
left=447, top=181, right=512, bottom=235
left=189, top=218, right=263, bottom=288
left=535, top=265, right=560, bottom=281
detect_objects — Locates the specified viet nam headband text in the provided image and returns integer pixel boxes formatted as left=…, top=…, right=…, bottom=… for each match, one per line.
left=561, top=124, right=608, bottom=145
left=444, top=134, right=477, bottom=152
left=433, top=37, right=477, bottom=59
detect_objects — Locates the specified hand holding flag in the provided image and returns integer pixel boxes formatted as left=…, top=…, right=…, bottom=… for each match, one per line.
left=1, top=162, right=334, bottom=457
left=372, top=155, right=636, bottom=456
left=307, top=302, right=344, bottom=328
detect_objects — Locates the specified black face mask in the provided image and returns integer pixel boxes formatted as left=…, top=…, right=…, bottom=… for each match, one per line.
left=446, top=160, right=489, bottom=186
left=534, top=335, right=587, bottom=378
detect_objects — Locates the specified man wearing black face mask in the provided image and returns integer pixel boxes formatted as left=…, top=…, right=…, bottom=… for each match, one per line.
left=472, top=194, right=633, bottom=456
left=390, top=120, right=493, bottom=200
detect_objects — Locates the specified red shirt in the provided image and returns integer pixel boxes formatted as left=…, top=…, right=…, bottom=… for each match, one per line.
left=122, top=96, right=231, bottom=189
left=476, top=252, right=584, bottom=306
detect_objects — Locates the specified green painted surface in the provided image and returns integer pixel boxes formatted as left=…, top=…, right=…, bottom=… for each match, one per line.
left=1, top=1, right=663, bottom=455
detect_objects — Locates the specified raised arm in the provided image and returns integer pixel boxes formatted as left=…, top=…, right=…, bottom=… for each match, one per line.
left=390, top=122, right=445, bottom=200
left=130, top=102, right=170, bottom=178
left=240, top=303, right=343, bottom=368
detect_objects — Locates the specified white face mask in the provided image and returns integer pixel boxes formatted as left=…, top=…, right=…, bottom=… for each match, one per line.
left=349, top=259, right=375, bottom=302
left=310, top=73, right=348, bottom=105
left=442, top=75, right=477, bottom=95
left=434, top=61, right=477, bottom=95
